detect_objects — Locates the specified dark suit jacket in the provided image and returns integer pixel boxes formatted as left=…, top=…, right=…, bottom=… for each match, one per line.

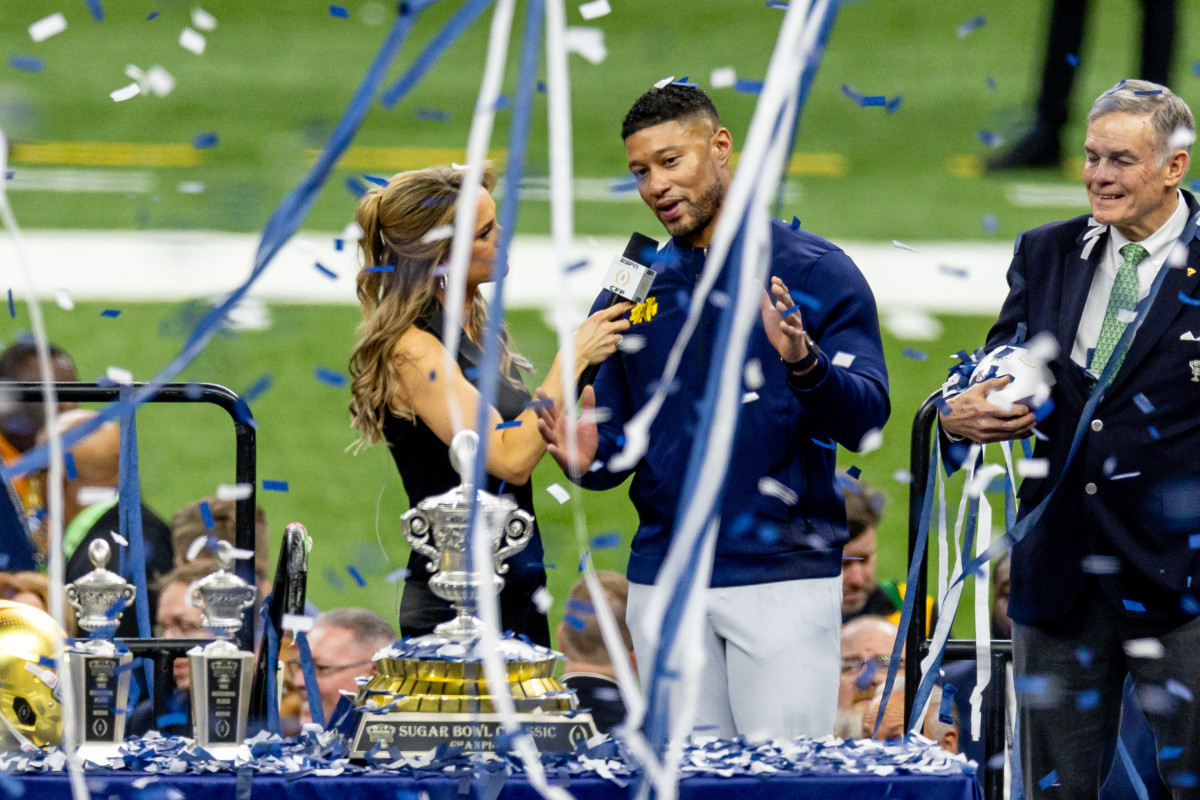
left=986, top=190, right=1200, bottom=624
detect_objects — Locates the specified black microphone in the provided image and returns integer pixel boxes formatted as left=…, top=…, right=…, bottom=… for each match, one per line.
left=577, top=232, right=659, bottom=390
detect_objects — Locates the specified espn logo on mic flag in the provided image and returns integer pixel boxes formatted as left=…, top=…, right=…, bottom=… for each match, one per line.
left=602, top=256, right=656, bottom=304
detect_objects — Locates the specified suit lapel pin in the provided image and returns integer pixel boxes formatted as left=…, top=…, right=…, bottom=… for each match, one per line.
left=1189, top=268, right=1197, bottom=277
left=1191, top=359, right=1200, bottom=383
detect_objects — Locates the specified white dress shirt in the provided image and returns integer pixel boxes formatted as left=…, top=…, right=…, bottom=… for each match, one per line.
left=1071, top=189, right=1189, bottom=371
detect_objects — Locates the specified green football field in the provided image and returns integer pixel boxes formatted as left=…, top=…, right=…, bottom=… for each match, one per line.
left=3, top=0, right=1198, bottom=641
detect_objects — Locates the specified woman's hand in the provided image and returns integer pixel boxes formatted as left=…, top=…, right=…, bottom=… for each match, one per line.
left=572, top=302, right=633, bottom=367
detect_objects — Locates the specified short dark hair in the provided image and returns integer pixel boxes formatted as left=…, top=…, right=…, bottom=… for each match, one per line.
left=621, top=83, right=721, bottom=140
left=0, top=340, right=72, bottom=380
left=837, top=471, right=885, bottom=540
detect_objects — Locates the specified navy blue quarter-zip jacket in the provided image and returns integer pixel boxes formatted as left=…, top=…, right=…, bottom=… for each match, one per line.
left=579, top=218, right=890, bottom=587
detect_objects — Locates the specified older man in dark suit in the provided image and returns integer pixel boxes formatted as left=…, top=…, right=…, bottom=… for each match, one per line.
left=942, top=80, right=1200, bottom=799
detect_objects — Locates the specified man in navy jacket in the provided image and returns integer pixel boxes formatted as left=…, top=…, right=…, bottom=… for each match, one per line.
left=537, top=84, right=889, bottom=739
left=941, top=80, right=1200, bottom=798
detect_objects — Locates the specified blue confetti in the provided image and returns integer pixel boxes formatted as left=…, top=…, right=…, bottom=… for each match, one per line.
left=979, top=130, right=1004, bottom=147
left=155, top=712, right=187, bottom=728
left=1149, top=425, right=1161, bottom=440
left=1066, top=53, right=1079, bottom=67
left=1194, top=62, right=1200, bottom=79
left=885, top=95, right=902, bottom=114
left=1170, top=773, right=1198, bottom=788
left=810, top=437, right=836, bottom=451
left=363, top=265, right=394, bottom=273
left=384, top=568, right=409, bottom=583
left=1134, top=89, right=1163, bottom=96
left=495, top=420, right=522, bottom=430
left=199, top=501, right=215, bottom=530
left=1076, top=689, right=1100, bottom=710
left=938, top=683, right=957, bottom=723
left=1123, top=599, right=1146, bottom=612
left=524, top=397, right=554, bottom=411
left=735, top=79, right=764, bottom=95
left=610, top=175, right=639, bottom=194
left=262, top=480, right=289, bottom=492
left=1132, top=393, right=1154, bottom=414
left=242, top=373, right=272, bottom=403
left=64, top=453, right=77, bottom=480
left=1182, top=595, right=1200, bottom=614
left=956, top=15, right=986, bottom=37
left=345, top=176, right=369, bottom=199
left=85, top=0, right=104, bottom=21
left=146, top=11, right=159, bottom=20
left=1040, top=771, right=1059, bottom=790
left=493, top=95, right=510, bottom=111
left=986, top=76, right=997, bottom=91
left=791, top=216, right=801, bottom=230
left=314, top=366, right=347, bottom=387
left=346, top=565, right=367, bottom=587
left=314, top=262, right=338, bottom=280
left=323, top=568, right=345, bottom=592
left=101, top=309, right=122, bottom=318
left=841, top=84, right=887, bottom=108
left=416, top=107, right=451, bottom=122
left=846, top=465, right=861, bottom=479
left=1162, top=746, right=1184, bottom=760
left=982, top=213, right=998, bottom=233
left=939, top=264, right=969, bottom=278
left=334, top=238, right=345, bottom=251
left=1190, top=534, right=1200, bottom=549
left=781, top=304, right=802, bottom=318
left=564, top=614, right=585, bottom=630
left=902, top=348, right=927, bottom=361
left=566, top=258, right=589, bottom=272
left=6, top=289, right=13, bottom=319
left=329, top=5, right=349, bottom=17
left=1180, top=291, right=1200, bottom=306
left=537, top=80, right=547, bottom=93
left=192, top=133, right=219, bottom=150
left=765, top=0, right=788, bottom=7
left=590, top=531, right=621, bottom=549
left=788, top=289, right=821, bottom=311
left=362, top=174, right=388, bottom=187
left=8, top=56, right=43, bottom=73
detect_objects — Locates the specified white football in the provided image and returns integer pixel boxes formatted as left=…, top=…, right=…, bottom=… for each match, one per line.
left=968, top=346, right=1055, bottom=410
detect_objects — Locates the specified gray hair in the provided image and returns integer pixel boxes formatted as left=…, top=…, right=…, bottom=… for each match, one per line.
left=313, top=607, right=396, bottom=650
left=1087, top=80, right=1195, bottom=166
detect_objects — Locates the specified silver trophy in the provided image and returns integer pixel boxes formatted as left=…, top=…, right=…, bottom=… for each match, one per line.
left=64, top=539, right=135, bottom=758
left=350, top=431, right=599, bottom=757
left=403, top=430, right=534, bottom=641
left=187, top=541, right=256, bottom=757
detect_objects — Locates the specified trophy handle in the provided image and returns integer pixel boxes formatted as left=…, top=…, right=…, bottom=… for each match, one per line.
left=493, top=510, right=534, bottom=575
left=401, top=508, right=440, bottom=573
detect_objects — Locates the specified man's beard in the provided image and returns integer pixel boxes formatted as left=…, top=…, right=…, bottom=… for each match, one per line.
left=665, top=169, right=726, bottom=242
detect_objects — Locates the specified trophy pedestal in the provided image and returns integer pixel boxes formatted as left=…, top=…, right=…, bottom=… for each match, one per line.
left=63, top=642, right=132, bottom=754
left=351, top=710, right=598, bottom=757
left=187, top=640, right=253, bottom=754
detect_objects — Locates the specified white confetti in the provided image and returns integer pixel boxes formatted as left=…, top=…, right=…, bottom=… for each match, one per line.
left=145, top=65, right=176, bottom=97
left=1110, top=471, right=1140, bottom=481
left=546, top=484, right=571, bottom=504
left=654, top=76, right=676, bottom=89
left=1016, top=458, right=1049, bottom=478
left=883, top=310, right=942, bottom=341
left=831, top=351, right=856, bottom=368
left=420, top=224, right=453, bottom=243
left=757, top=476, right=798, bottom=506
left=1168, top=242, right=1189, bottom=268
left=131, top=777, right=159, bottom=790
left=29, top=12, right=67, bottom=43
left=177, top=181, right=206, bottom=194
left=1116, top=308, right=1137, bottom=324
left=741, top=391, right=759, bottom=404
left=282, top=613, right=314, bottom=633
left=110, top=83, right=141, bottom=103
left=891, top=240, right=919, bottom=253
left=185, top=536, right=211, bottom=562
left=229, top=547, right=255, bottom=561
left=1123, top=638, right=1164, bottom=660
left=76, top=487, right=118, bottom=506
left=384, top=567, right=409, bottom=583
left=1080, top=555, right=1122, bottom=574
left=892, top=469, right=913, bottom=484
left=578, top=406, right=612, bottom=425
left=532, top=586, right=553, bottom=614
left=565, top=27, right=606, bottom=64
left=106, top=366, right=133, bottom=385
left=858, top=428, right=884, bottom=454
left=54, top=289, right=74, bottom=311
left=179, top=27, right=207, bottom=55
left=710, top=67, right=737, bottom=89
left=110, top=532, right=129, bottom=546
left=215, top=483, right=253, bottom=501
left=1169, top=125, right=1196, bottom=152
left=341, top=220, right=365, bottom=242
left=577, top=0, right=611, bottom=20
left=743, top=358, right=764, bottom=390
left=191, top=6, right=218, bottom=31
left=617, top=334, right=646, bottom=354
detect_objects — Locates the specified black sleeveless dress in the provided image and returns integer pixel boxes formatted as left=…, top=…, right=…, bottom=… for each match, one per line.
left=383, top=305, right=550, bottom=646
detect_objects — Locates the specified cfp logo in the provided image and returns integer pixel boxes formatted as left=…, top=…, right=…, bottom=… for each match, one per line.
left=91, top=718, right=109, bottom=738
left=366, top=724, right=397, bottom=746
left=1191, top=360, right=1200, bottom=383
left=568, top=724, right=590, bottom=749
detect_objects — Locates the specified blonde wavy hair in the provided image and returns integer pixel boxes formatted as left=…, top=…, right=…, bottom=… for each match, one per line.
left=348, top=164, right=525, bottom=449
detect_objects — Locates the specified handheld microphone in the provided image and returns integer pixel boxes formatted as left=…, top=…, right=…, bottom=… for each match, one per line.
left=578, top=232, right=659, bottom=390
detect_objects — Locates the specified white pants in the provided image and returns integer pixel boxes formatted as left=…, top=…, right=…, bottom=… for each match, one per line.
left=626, top=575, right=841, bottom=741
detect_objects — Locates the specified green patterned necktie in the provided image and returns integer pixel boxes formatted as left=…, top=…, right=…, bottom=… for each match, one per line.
left=1091, top=242, right=1148, bottom=375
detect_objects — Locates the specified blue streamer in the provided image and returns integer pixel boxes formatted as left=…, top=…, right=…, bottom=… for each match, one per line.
left=295, top=630, right=325, bottom=729
left=379, top=0, right=496, bottom=109
left=117, top=385, right=154, bottom=700
left=260, top=599, right=281, bottom=735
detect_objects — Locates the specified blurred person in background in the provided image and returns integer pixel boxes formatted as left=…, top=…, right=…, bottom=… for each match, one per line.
left=347, top=165, right=629, bottom=646
left=835, top=615, right=900, bottom=739
left=170, top=496, right=271, bottom=598
left=863, top=678, right=959, bottom=754
left=557, top=571, right=636, bottom=734
left=290, top=608, right=395, bottom=727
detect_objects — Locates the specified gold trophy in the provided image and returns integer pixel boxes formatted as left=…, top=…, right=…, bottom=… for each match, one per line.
left=349, top=431, right=598, bottom=757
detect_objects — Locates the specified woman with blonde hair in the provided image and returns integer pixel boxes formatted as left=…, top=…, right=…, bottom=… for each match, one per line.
left=349, top=165, right=630, bottom=645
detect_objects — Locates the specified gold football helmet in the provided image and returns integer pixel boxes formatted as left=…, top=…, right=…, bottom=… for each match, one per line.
left=0, top=599, right=64, bottom=748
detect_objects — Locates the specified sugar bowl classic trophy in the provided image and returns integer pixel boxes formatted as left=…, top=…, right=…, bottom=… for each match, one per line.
left=187, top=541, right=256, bottom=756
left=350, top=431, right=599, bottom=757
left=63, top=539, right=135, bottom=758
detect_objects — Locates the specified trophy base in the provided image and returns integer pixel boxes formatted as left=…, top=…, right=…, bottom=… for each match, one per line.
left=350, top=710, right=599, bottom=759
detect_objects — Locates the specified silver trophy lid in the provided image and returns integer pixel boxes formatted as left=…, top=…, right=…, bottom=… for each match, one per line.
left=189, top=541, right=256, bottom=639
left=417, top=430, right=521, bottom=525
left=65, top=538, right=136, bottom=635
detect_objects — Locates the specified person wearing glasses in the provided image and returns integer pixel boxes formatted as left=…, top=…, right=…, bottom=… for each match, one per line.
left=289, top=608, right=396, bottom=727
left=834, top=615, right=901, bottom=739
